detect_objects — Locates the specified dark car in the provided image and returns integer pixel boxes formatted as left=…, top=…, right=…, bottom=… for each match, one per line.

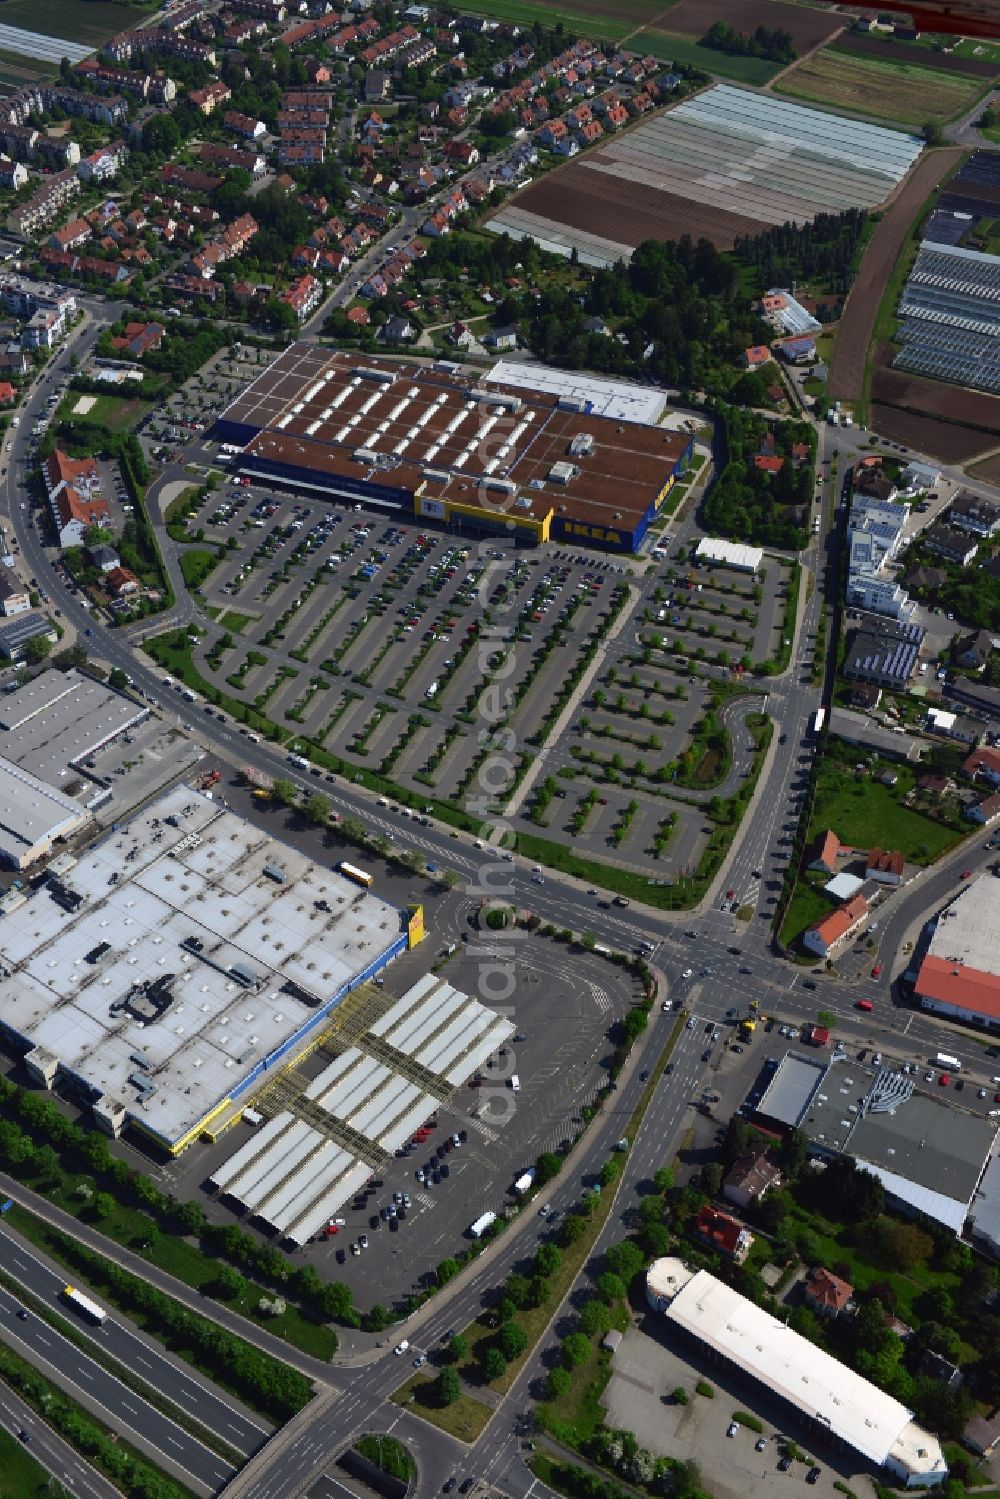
left=777, top=1456, right=792, bottom=1472
left=443, top=1480, right=456, bottom=1493
left=16, top=1308, right=28, bottom=1321
left=460, top=1483, right=474, bottom=1495
left=807, top=1468, right=822, bottom=1485
left=803, top=980, right=817, bottom=990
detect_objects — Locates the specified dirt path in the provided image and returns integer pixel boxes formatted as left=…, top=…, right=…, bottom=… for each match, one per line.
left=827, top=146, right=963, bottom=404
left=763, top=24, right=846, bottom=91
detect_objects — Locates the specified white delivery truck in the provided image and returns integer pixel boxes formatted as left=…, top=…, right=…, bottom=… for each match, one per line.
left=469, top=1211, right=497, bottom=1239
left=513, top=1169, right=536, bottom=1196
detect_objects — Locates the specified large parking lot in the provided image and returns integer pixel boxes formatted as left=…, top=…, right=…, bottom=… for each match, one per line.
left=145, top=349, right=803, bottom=889
left=155, top=780, right=644, bottom=1308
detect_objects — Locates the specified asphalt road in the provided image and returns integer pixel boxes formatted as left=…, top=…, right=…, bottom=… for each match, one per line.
left=0, top=1224, right=268, bottom=1456
left=0, top=1377, right=123, bottom=1499
left=0, top=1277, right=235, bottom=1494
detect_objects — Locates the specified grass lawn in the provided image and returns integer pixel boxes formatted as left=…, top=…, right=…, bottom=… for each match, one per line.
left=61, top=391, right=154, bottom=433
left=0, top=0, right=158, bottom=46
left=219, top=610, right=257, bottom=634
left=636, top=31, right=781, bottom=83
left=775, top=48, right=984, bottom=124
left=179, top=548, right=220, bottom=590
left=538, top=1337, right=617, bottom=1443
left=810, top=761, right=962, bottom=863
left=391, top=1374, right=492, bottom=1442
left=0, top=1426, right=67, bottom=1498
left=955, top=38, right=1000, bottom=64
left=779, top=878, right=833, bottom=949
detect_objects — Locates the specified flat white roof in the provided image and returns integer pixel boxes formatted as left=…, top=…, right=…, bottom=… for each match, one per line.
left=928, top=874, right=1000, bottom=975
left=695, top=537, right=763, bottom=571
left=648, top=1259, right=946, bottom=1477
left=374, top=974, right=515, bottom=1084
left=825, top=873, right=865, bottom=901
left=0, top=755, right=90, bottom=852
left=0, top=670, right=148, bottom=785
left=0, top=785, right=405, bottom=1146
left=482, top=360, right=667, bottom=426
left=209, top=1111, right=370, bottom=1246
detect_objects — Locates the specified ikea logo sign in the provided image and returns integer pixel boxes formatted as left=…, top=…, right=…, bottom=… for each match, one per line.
left=564, top=522, right=623, bottom=545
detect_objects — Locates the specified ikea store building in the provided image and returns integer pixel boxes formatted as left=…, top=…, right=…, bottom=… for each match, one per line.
left=214, top=345, right=692, bottom=554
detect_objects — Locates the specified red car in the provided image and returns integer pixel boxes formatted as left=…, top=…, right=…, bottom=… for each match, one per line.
left=871, top=964, right=882, bottom=978
left=961, top=869, right=973, bottom=879
left=726, top=889, right=736, bottom=901
left=939, top=1074, right=950, bottom=1086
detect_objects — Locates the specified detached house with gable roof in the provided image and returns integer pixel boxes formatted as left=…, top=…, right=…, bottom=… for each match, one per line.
left=42, top=449, right=110, bottom=549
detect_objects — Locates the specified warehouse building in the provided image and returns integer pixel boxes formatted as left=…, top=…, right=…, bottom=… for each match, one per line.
left=914, top=873, right=1000, bottom=1030
left=694, top=538, right=763, bottom=573
left=645, top=1257, right=947, bottom=1487
left=0, top=784, right=411, bottom=1153
left=0, top=757, right=92, bottom=868
left=0, top=669, right=147, bottom=809
left=214, top=345, right=692, bottom=553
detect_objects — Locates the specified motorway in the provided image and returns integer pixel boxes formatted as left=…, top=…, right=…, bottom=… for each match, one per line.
left=5, top=308, right=1000, bottom=1499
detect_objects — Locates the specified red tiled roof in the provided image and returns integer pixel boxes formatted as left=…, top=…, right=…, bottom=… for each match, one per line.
left=916, top=953, right=1000, bottom=1019
left=867, top=848, right=904, bottom=875
left=807, top=1267, right=853, bottom=1312
left=809, top=894, right=868, bottom=946
left=965, top=746, right=1000, bottom=779
left=808, top=829, right=840, bottom=869
left=694, top=1206, right=748, bottom=1256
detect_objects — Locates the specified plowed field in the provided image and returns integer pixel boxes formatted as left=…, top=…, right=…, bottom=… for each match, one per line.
left=870, top=405, right=995, bottom=463
left=776, top=49, right=982, bottom=124
left=873, top=364, right=1000, bottom=433
left=968, top=452, right=1000, bottom=485
left=833, top=33, right=1000, bottom=77
left=828, top=148, right=963, bottom=403
left=495, top=162, right=763, bottom=251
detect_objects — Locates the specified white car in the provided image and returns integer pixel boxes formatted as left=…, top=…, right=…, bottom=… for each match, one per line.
left=682, top=969, right=693, bottom=979
left=394, top=1339, right=410, bottom=1356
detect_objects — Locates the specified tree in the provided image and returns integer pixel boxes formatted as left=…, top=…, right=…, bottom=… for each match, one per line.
left=437, top=1367, right=460, bottom=1406
left=562, top=1332, right=590, bottom=1368
left=535, top=1243, right=561, bottom=1277
left=82, top=524, right=114, bottom=548
left=545, top=1365, right=571, bottom=1400
left=922, top=121, right=944, bottom=146
left=701, top=1162, right=723, bottom=1196
left=578, top=1298, right=614, bottom=1338
left=436, top=1258, right=460, bottom=1287
left=639, top=1221, right=670, bottom=1259
left=535, top=1151, right=561, bottom=1185
left=559, top=1213, right=587, bottom=1247
left=870, top=1218, right=932, bottom=1272
left=481, top=1346, right=507, bottom=1381
left=447, top=1334, right=469, bottom=1364
left=497, top=1322, right=527, bottom=1361
left=653, top=1167, right=675, bottom=1193
left=504, top=1272, right=531, bottom=1309
left=108, top=667, right=131, bottom=691
left=596, top=1272, right=627, bottom=1304
left=304, top=793, right=330, bottom=825
left=24, top=634, right=52, bottom=665
left=271, top=777, right=298, bottom=807
left=604, top=1240, right=645, bottom=1283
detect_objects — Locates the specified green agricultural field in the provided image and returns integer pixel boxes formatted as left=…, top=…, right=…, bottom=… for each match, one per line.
left=636, top=31, right=782, bottom=83
left=0, top=0, right=157, bottom=48
left=775, top=47, right=984, bottom=125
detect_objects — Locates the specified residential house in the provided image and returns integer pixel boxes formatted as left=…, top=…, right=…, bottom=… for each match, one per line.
left=842, top=620, right=923, bottom=690
left=780, top=335, right=816, bottom=362
left=754, top=454, right=784, bottom=474
left=0, top=382, right=14, bottom=406
left=448, top=320, right=474, bottom=348
left=802, top=894, right=870, bottom=958
left=962, top=1412, right=1000, bottom=1459
left=692, top=1206, right=754, bottom=1264
left=8, top=170, right=81, bottom=236
left=0, top=157, right=27, bottom=191
left=77, top=142, right=128, bottom=184
left=104, top=566, right=140, bottom=598
left=918, top=1350, right=963, bottom=1392
left=805, top=1268, right=854, bottom=1319
left=484, top=325, right=518, bottom=351
left=189, top=81, right=232, bottom=114
left=377, top=314, right=415, bottom=344
left=925, top=524, right=978, bottom=567
left=949, top=491, right=1000, bottom=537
left=964, top=745, right=1000, bottom=786
left=109, top=321, right=165, bottom=358
left=223, top=110, right=267, bottom=141
left=966, top=792, right=1000, bottom=826
left=281, top=272, right=322, bottom=320
left=903, top=563, right=948, bottom=593
left=42, top=449, right=110, bottom=549
left=743, top=344, right=771, bottom=369
left=954, top=628, right=994, bottom=671
left=722, top=1152, right=781, bottom=1212
left=847, top=682, right=882, bottom=711
left=865, top=848, right=905, bottom=886
left=807, top=829, right=841, bottom=874
left=48, top=218, right=91, bottom=254
left=88, top=544, right=120, bottom=574
left=0, top=565, right=30, bottom=617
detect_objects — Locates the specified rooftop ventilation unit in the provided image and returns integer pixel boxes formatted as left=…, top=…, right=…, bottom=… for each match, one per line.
left=548, top=461, right=578, bottom=484
left=355, top=366, right=396, bottom=384
left=569, top=432, right=595, bottom=457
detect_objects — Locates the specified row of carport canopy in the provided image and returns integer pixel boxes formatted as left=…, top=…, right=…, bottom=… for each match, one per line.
left=208, top=974, right=515, bottom=1244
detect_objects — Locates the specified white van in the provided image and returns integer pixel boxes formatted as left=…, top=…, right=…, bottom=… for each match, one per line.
left=509, top=1075, right=521, bottom=1092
